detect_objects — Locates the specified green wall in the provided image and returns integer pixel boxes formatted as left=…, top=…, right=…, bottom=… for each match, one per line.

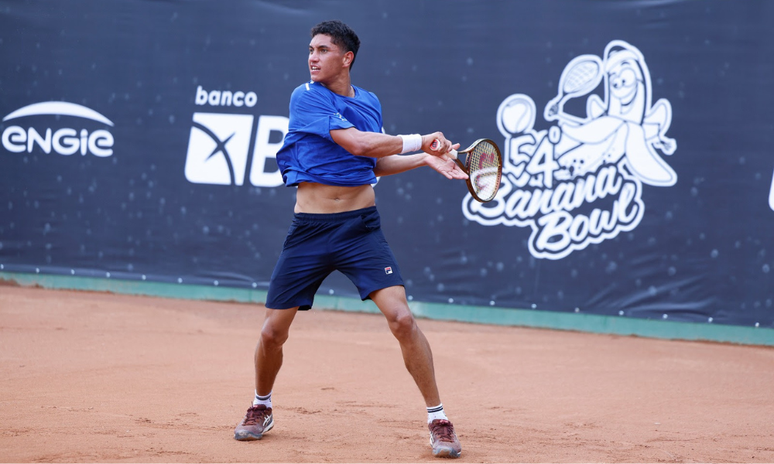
left=3, top=272, right=772, bottom=347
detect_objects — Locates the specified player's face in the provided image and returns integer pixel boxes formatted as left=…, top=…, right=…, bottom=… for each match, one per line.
left=309, top=34, right=350, bottom=84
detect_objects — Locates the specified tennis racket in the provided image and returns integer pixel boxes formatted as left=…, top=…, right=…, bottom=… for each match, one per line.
left=432, top=138, right=503, bottom=203
left=544, top=54, right=603, bottom=121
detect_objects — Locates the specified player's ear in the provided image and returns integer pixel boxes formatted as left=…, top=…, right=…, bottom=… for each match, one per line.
left=343, top=51, right=354, bottom=69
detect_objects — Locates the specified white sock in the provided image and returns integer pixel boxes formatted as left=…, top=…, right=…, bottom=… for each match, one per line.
left=427, top=403, right=448, bottom=423
left=253, top=391, right=272, bottom=408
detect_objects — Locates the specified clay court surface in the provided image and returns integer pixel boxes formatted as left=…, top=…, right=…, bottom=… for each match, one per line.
left=1, top=285, right=773, bottom=463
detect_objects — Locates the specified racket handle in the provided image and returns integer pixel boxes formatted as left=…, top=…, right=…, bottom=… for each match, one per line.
left=430, top=139, right=458, bottom=159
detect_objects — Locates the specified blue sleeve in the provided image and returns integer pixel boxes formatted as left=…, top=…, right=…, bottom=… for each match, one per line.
left=289, top=86, right=354, bottom=141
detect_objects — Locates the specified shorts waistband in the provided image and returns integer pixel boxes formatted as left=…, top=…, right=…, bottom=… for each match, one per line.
left=293, top=206, right=377, bottom=223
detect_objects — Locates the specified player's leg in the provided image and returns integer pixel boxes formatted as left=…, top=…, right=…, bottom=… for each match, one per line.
left=336, top=207, right=461, bottom=457
left=370, top=285, right=441, bottom=406
left=370, top=286, right=461, bottom=458
left=249, top=211, right=330, bottom=402
left=255, top=307, right=299, bottom=396
left=235, top=307, right=298, bottom=441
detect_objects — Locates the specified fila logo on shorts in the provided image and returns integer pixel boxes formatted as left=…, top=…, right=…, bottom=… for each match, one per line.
left=385, top=267, right=393, bottom=275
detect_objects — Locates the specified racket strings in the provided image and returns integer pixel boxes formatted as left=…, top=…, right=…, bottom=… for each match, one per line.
left=564, top=61, right=600, bottom=93
left=467, top=142, right=501, bottom=201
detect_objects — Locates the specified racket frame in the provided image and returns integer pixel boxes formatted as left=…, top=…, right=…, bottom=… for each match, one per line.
left=451, top=138, right=503, bottom=203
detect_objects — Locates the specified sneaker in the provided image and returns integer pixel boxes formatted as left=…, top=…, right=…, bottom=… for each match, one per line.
left=428, top=419, right=461, bottom=458
left=234, top=404, right=274, bottom=441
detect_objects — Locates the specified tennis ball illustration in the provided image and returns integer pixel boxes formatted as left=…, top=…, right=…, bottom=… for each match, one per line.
left=498, top=94, right=535, bottom=136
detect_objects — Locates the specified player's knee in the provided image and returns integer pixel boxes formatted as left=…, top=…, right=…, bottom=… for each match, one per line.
left=388, top=311, right=416, bottom=341
left=260, top=323, right=290, bottom=348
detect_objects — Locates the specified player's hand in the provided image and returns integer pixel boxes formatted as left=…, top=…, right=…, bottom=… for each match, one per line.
left=421, top=132, right=452, bottom=157
left=424, top=145, right=467, bottom=180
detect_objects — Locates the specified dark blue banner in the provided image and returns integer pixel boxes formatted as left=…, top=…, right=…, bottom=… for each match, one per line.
left=1, top=0, right=772, bottom=328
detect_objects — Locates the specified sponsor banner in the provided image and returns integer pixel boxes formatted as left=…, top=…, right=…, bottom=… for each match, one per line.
left=2, top=101, right=115, bottom=157
left=1, top=0, right=772, bottom=328
left=186, top=86, right=287, bottom=187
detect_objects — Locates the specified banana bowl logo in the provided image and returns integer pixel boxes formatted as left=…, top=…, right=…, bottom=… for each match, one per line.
left=2, top=101, right=114, bottom=157
left=464, top=40, right=677, bottom=260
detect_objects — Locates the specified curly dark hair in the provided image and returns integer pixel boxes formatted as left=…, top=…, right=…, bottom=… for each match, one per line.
left=310, top=20, right=361, bottom=70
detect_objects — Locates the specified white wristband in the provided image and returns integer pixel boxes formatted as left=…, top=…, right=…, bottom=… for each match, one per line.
left=398, top=134, right=422, bottom=154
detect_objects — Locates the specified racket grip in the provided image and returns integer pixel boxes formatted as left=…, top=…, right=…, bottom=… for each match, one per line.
left=430, top=139, right=458, bottom=159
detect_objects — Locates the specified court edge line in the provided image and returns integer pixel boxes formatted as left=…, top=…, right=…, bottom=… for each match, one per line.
left=1, top=271, right=772, bottom=347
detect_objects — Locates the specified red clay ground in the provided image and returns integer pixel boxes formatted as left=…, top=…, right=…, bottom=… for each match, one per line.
left=1, top=285, right=773, bottom=463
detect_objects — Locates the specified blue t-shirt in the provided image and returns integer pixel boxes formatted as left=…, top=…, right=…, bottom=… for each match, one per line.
left=276, top=81, right=383, bottom=187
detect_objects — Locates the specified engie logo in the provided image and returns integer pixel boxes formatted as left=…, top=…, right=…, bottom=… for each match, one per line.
left=464, top=40, right=678, bottom=260
left=184, top=86, right=286, bottom=187
left=2, top=101, right=115, bottom=157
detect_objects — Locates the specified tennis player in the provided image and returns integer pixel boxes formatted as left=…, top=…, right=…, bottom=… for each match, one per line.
left=233, top=20, right=465, bottom=458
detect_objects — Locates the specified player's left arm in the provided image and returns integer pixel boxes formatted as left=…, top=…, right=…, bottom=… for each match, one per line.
left=374, top=150, right=467, bottom=179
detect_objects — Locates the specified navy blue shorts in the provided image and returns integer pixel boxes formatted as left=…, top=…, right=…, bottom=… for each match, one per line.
left=265, top=206, right=404, bottom=310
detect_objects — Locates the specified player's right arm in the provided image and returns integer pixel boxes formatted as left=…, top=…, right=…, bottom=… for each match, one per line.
left=290, top=83, right=452, bottom=159
left=330, top=128, right=451, bottom=159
